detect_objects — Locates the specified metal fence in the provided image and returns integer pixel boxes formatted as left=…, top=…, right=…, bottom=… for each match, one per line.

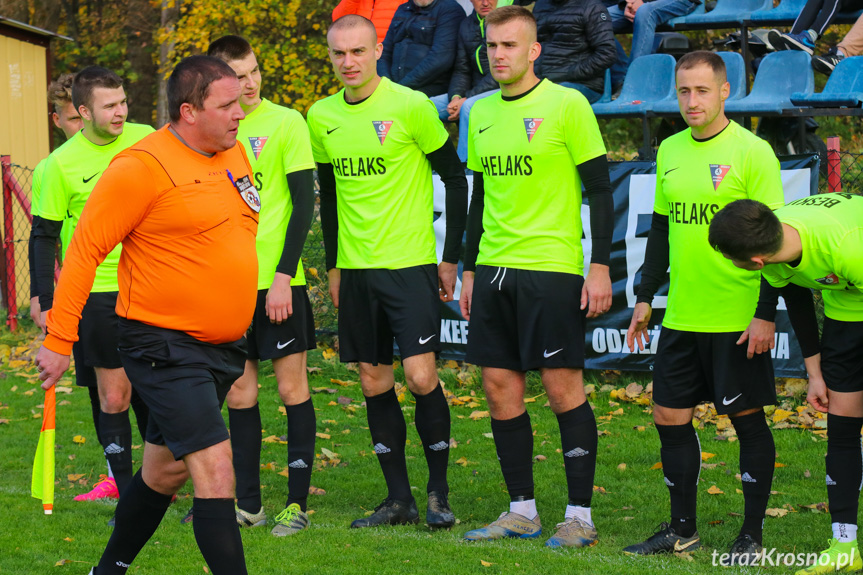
left=3, top=147, right=862, bottom=333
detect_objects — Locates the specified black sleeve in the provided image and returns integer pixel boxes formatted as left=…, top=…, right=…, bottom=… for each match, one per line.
left=464, top=171, right=485, bottom=272
left=635, top=212, right=669, bottom=304
left=753, top=275, right=781, bottom=322
left=274, top=168, right=315, bottom=279
left=780, top=283, right=821, bottom=358
left=426, top=142, right=468, bottom=264
left=318, top=163, right=339, bottom=271
left=32, top=217, right=63, bottom=310
left=29, top=218, right=40, bottom=299
left=577, top=155, right=613, bottom=266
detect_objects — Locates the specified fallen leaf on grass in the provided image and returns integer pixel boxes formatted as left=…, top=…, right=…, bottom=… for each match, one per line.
left=633, top=425, right=646, bottom=432
left=455, top=457, right=469, bottom=467
left=308, top=486, right=326, bottom=495
left=772, top=409, right=795, bottom=423
left=330, top=378, right=357, bottom=387
left=802, top=502, right=828, bottom=513
left=0, top=419, right=9, bottom=424
left=306, top=366, right=322, bottom=374
left=707, top=485, right=724, bottom=495
left=312, top=387, right=337, bottom=394
left=262, top=435, right=287, bottom=444
left=708, top=520, right=724, bottom=526
left=650, top=462, right=663, bottom=470
left=765, top=508, right=788, bottom=518
left=55, top=559, right=72, bottom=566
left=482, top=433, right=494, bottom=439
left=278, top=469, right=290, bottom=478
left=72, top=435, right=86, bottom=444
left=775, top=462, right=786, bottom=467
left=617, top=463, right=627, bottom=471
left=316, top=433, right=331, bottom=440
left=63, top=537, right=74, bottom=542
left=469, top=410, right=489, bottom=420
left=481, top=560, right=494, bottom=567
left=67, top=474, right=85, bottom=482
left=701, top=452, right=716, bottom=461
left=320, top=447, right=339, bottom=460
left=322, top=348, right=336, bottom=361
left=534, top=455, right=547, bottom=461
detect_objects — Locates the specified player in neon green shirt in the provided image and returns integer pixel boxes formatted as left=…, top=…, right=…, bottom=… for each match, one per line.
left=208, top=35, right=317, bottom=537
left=458, top=6, right=613, bottom=548
left=710, top=196, right=863, bottom=574
left=308, top=14, right=468, bottom=529
left=625, top=51, right=784, bottom=563
left=32, top=67, right=153, bottom=510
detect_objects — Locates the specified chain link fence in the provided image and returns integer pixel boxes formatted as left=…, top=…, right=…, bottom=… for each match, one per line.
left=3, top=149, right=862, bottom=333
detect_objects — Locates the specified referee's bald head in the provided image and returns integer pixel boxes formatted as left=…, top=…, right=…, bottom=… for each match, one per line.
left=328, top=14, right=377, bottom=46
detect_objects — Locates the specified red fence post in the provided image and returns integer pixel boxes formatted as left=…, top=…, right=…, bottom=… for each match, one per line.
left=827, top=137, right=842, bottom=193
left=1, top=156, right=18, bottom=331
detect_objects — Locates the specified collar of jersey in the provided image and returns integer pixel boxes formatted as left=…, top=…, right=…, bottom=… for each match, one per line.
left=340, top=77, right=389, bottom=110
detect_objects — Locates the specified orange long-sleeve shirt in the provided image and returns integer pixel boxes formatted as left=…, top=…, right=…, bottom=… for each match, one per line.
left=332, top=0, right=407, bottom=44
left=45, top=126, right=259, bottom=355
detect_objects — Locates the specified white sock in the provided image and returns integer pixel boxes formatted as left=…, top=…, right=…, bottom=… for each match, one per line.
left=565, top=505, right=593, bottom=526
left=833, top=522, right=858, bottom=543
left=510, top=498, right=538, bottom=520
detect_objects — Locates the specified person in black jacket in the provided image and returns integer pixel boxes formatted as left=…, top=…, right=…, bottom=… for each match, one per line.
left=378, top=0, right=466, bottom=96
left=431, top=0, right=499, bottom=161
left=533, top=0, right=617, bottom=103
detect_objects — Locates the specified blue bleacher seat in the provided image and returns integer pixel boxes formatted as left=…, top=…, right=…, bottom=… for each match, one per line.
left=651, top=51, right=746, bottom=114
left=790, top=56, right=863, bottom=108
left=672, top=0, right=773, bottom=27
left=748, top=0, right=807, bottom=24
left=667, top=2, right=705, bottom=27
left=592, top=54, right=677, bottom=116
left=597, top=69, right=613, bottom=104
left=724, top=50, right=814, bottom=114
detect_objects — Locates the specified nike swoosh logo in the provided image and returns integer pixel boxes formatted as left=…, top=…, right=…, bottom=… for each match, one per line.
left=83, top=172, right=100, bottom=183
left=327, top=127, right=340, bottom=135
left=479, top=125, right=493, bottom=134
left=419, top=335, right=436, bottom=345
left=722, top=393, right=743, bottom=406
left=276, top=338, right=296, bottom=350
left=543, top=348, right=563, bottom=358
left=673, top=539, right=699, bottom=552
left=664, top=167, right=679, bottom=176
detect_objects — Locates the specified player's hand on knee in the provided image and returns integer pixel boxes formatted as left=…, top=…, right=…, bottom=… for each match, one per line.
left=738, top=318, right=775, bottom=359
left=438, top=262, right=457, bottom=302
left=328, top=268, right=340, bottom=309
left=626, top=302, right=652, bottom=352
left=806, top=375, right=829, bottom=413
left=582, top=263, right=612, bottom=318
left=35, top=346, right=70, bottom=390
left=266, top=272, right=294, bottom=324
left=459, top=271, right=474, bottom=320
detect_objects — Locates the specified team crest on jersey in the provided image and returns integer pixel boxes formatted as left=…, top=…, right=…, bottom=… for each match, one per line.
left=523, top=118, right=544, bottom=142
left=815, top=273, right=840, bottom=285
left=710, top=164, right=731, bottom=190
left=372, top=121, right=394, bottom=145
left=248, top=137, right=268, bottom=160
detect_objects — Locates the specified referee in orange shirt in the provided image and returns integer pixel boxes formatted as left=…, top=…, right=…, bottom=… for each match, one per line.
left=36, top=55, right=258, bottom=575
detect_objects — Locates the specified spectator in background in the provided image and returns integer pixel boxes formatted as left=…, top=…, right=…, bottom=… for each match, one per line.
left=533, top=0, right=617, bottom=103
left=768, top=0, right=863, bottom=55
left=431, top=0, right=499, bottom=162
left=332, top=0, right=408, bottom=44
left=811, top=12, right=863, bottom=74
left=378, top=0, right=466, bottom=96
left=606, top=0, right=698, bottom=92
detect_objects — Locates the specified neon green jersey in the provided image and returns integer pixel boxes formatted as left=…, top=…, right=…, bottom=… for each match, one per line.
left=655, top=121, right=784, bottom=332
left=307, top=77, right=448, bottom=269
left=31, top=159, right=45, bottom=218
left=239, top=99, right=316, bottom=288
left=467, top=80, right=606, bottom=275
left=38, top=123, right=154, bottom=293
left=762, top=193, right=863, bottom=321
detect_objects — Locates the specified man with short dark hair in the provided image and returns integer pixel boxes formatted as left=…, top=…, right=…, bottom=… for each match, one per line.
left=710, top=195, right=863, bottom=575
left=36, top=55, right=257, bottom=575
left=208, top=34, right=317, bottom=537
left=33, top=67, right=153, bottom=512
left=624, top=50, right=784, bottom=564
left=309, top=14, right=467, bottom=529
left=459, top=5, right=613, bottom=548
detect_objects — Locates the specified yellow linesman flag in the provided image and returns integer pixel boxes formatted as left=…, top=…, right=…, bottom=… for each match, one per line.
left=31, top=386, right=56, bottom=514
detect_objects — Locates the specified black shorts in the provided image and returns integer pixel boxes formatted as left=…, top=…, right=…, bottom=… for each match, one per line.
left=338, top=264, right=440, bottom=365
left=653, top=327, right=776, bottom=415
left=117, top=319, right=246, bottom=460
left=246, top=287, right=316, bottom=361
left=821, top=317, right=863, bottom=393
left=76, top=291, right=122, bottom=369
left=71, top=343, right=97, bottom=388
left=465, top=266, right=587, bottom=371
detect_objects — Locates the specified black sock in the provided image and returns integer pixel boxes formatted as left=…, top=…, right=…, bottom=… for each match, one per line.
left=365, top=388, right=411, bottom=501
left=657, top=422, right=700, bottom=537
left=413, top=384, right=451, bottom=494
left=100, top=410, right=133, bottom=496
left=193, top=498, right=248, bottom=575
left=557, top=401, right=598, bottom=508
left=286, top=398, right=316, bottom=511
left=733, top=410, right=775, bottom=544
left=491, top=411, right=534, bottom=501
left=88, top=386, right=102, bottom=444
left=129, top=387, right=149, bottom=442
left=827, top=413, right=863, bottom=524
left=228, top=404, right=262, bottom=513
left=97, top=471, right=172, bottom=574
